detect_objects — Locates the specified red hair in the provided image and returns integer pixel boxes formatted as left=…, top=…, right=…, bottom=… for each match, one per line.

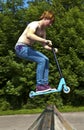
left=40, top=11, right=55, bottom=23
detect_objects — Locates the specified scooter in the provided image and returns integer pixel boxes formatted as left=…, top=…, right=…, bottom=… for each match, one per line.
left=52, top=48, right=70, bottom=93
left=29, top=48, right=70, bottom=98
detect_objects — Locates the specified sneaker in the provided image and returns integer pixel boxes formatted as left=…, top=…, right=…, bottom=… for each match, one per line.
left=36, top=85, right=51, bottom=92
left=44, top=84, right=52, bottom=89
left=44, top=84, right=56, bottom=90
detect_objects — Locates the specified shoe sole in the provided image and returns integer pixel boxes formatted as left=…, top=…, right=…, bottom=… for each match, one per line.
left=36, top=88, right=52, bottom=93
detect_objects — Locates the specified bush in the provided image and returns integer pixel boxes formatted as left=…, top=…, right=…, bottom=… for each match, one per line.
left=0, top=99, right=10, bottom=111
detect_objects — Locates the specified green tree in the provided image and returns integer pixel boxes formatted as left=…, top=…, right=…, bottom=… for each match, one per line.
left=0, top=0, right=84, bottom=109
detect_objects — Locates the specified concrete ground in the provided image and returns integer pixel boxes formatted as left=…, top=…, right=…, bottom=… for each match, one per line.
left=62, top=112, right=84, bottom=130
left=0, top=112, right=84, bottom=130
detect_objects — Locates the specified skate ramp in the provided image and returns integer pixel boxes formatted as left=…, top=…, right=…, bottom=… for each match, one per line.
left=28, top=105, right=76, bottom=130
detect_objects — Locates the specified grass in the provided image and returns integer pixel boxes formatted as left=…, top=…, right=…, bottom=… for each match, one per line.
left=59, top=106, right=84, bottom=112
left=0, top=106, right=84, bottom=116
left=0, top=108, right=43, bottom=116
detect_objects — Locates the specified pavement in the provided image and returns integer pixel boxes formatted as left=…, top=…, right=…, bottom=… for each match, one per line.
left=0, top=112, right=84, bottom=130
left=62, top=112, right=84, bottom=130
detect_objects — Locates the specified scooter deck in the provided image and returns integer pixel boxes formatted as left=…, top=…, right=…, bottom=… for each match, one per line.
left=29, top=78, right=70, bottom=98
left=29, top=89, right=59, bottom=98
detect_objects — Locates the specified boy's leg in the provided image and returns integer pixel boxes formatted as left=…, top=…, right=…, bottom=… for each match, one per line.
left=36, top=52, right=49, bottom=85
left=15, top=45, right=49, bottom=86
left=27, top=48, right=49, bottom=86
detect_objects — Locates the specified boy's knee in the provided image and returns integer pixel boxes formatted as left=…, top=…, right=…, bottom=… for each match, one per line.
left=41, top=58, right=46, bottom=63
left=46, top=57, right=49, bottom=63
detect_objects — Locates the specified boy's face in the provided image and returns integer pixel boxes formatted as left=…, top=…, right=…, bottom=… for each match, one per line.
left=44, top=19, right=53, bottom=27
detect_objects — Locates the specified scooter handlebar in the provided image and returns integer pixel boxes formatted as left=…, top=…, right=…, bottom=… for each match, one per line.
left=54, top=48, right=58, bottom=53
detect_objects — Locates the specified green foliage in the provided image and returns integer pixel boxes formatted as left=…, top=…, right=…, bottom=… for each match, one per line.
left=46, top=93, right=63, bottom=108
left=0, top=99, right=10, bottom=111
left=0, top=0, right=84, bottom=110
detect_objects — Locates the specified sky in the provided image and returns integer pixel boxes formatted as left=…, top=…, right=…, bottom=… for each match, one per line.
left=1, top=0, right=30, bottom=8
left=24, top=0, right=28, bottom=7
left=24, top=0, right=32, bottom=8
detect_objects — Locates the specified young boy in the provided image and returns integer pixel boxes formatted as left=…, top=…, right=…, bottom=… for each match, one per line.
left=15, top=11, right=58, bottom=92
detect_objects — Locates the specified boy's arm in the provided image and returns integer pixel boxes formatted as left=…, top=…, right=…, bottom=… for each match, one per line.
left=42, top=31, right=52, bottom=50
left=27, top=27, right=52, bottom=47
left=42, top=31, right=58, bottom=52
left=27, top=28, right=48, bottom=44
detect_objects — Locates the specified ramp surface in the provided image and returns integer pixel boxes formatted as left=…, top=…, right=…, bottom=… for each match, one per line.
left=28, top=105, right=75, bottom=130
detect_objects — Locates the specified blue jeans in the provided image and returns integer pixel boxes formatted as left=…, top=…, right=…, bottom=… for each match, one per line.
left=15, top=45, right=49, bottom=86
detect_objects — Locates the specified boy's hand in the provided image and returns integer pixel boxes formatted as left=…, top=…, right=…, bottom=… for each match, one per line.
left=45, top=40, right=52, bottom=46
left=44, top=45, right=52, bottom=50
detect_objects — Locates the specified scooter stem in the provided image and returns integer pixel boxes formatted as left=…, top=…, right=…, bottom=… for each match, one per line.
left=52, top=48, right=63, bottom=78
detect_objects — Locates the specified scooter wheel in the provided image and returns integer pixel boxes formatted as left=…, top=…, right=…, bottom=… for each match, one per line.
left=63, top=86, right=70, bottom=94
left=29, top=91, right=34, bottom=98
